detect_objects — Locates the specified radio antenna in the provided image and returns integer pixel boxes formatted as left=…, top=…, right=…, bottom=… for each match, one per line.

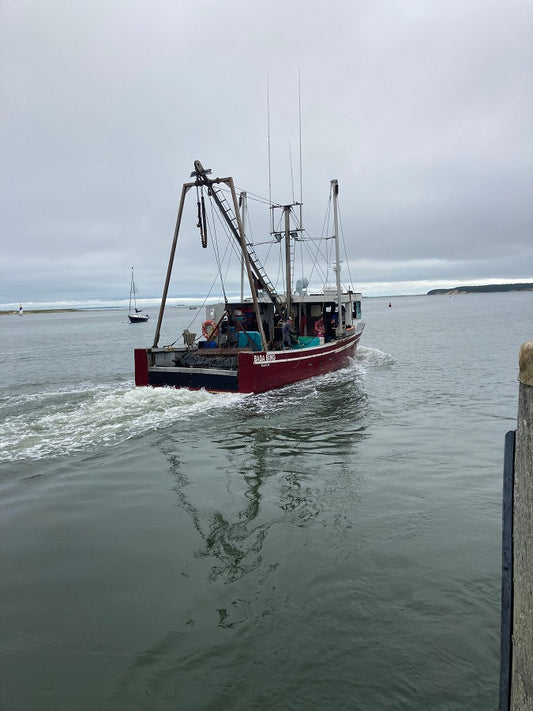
left=298, top=71, right=303, bottom=229
left=267, top=76, right=274, bottom=233
left=289, top=141, right=295, bottom=203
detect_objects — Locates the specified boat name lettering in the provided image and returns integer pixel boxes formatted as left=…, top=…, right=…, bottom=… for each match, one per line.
left=253, top=353, right=276, bottom=365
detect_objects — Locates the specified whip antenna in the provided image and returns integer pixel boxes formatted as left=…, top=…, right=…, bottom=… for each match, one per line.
left=298, top=71, right=303, bottom=229
left=267, top=76, right=274, bottom=233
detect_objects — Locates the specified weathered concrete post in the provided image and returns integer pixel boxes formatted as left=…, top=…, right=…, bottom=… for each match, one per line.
left=510, top=341, right=533, bottom=710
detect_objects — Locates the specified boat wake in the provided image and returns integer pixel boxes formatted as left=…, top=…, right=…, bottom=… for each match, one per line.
left=0, top=348, right=389, bottom=465
left=354, top=345, right=395, bottom=371
left=232, top=346, right=386, bottom=419
left=0, top=384, right=243, bottom=464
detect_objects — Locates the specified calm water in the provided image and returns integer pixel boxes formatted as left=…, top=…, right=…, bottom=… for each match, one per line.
left=1, top=293, right=531, bottom=710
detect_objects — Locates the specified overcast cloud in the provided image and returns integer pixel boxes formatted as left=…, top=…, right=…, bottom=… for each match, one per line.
left=1, top=0, right=532, bottom=308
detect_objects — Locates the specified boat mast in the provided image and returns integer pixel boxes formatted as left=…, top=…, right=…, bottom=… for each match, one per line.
left=331, top=179, right=343, bottom=338
left=131, top=268, right=140, bottom=312
left=284, top=206, right=292, bottom=316
left=129, top=268, right=134, bottom=313
left=239, top=192, right=247, bottom=302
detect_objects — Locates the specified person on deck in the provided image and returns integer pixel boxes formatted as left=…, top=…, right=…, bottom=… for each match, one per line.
left=282, top=317, right=295, bottom=348
left=314, top=317, right=325, bottom=338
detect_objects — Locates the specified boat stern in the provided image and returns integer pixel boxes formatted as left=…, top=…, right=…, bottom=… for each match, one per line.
left=134, top=348, right=149, bottom=386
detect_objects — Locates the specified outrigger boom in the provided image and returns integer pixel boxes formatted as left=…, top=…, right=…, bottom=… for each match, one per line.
left=153, top=161, right=270, bottom=351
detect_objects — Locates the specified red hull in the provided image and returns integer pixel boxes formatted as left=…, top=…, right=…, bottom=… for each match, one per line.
left=237, top=330, right=362, bottom=393
left=135, top=329, right=363, bottom=394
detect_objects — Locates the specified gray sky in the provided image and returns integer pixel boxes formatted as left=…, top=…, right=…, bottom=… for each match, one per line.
left=1, top=0, right=532, bottom=308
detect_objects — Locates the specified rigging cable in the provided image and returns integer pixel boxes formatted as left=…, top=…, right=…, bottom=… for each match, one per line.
left=206, top=194, right=230, bottom=304
left=167, top=193, right=233, bottom=346
left=337, top=200, right=355, bottom=289
left=301, top=232, right=331, bottom=286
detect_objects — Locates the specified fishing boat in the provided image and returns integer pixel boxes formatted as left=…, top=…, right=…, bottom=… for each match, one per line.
left=134, top=160, right=364, bottom=393
left=128, top=268, right=150, bottom=323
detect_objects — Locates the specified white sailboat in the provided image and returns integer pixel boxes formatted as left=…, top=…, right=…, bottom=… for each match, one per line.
left=128, top=268, right=149, bottom=323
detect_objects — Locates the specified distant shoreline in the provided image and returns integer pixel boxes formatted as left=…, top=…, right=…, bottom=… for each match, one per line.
left=427, top=282, right=533, bottom=295
left=0, top=308, right=82, bottom=315
left=3, top=284, right=532, bottom=314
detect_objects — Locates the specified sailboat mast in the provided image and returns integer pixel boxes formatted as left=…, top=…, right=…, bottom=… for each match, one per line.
left=133, top=269, right=139, bottom=311
left=332, top=179, right=343, bottom=338
left=129, top=267, right=135, bottom=313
